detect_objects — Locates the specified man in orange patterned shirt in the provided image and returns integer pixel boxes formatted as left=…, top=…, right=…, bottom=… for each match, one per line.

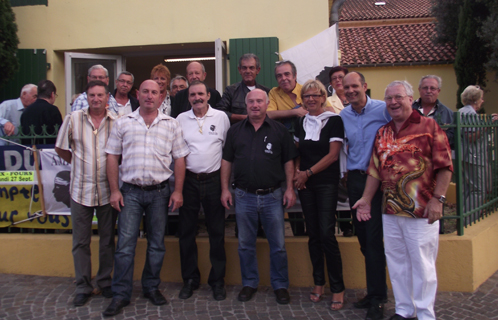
left=353, top=81, right=452, bottom=320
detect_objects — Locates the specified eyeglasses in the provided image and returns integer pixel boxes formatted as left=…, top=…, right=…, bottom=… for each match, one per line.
left=420, top=86, right=439, bottom=91
left=384, top=95, right=407, bottom=102
left=303, top=94, right=323, bottom=100
left=117, top=79, right=133, bottom=85
left=90, top=75, right=108, bottom=80
left=331, top=76, right=344, bottom=82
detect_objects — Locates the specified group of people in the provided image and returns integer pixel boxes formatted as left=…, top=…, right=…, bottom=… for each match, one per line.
left=0, top=52, right=464, bottom=320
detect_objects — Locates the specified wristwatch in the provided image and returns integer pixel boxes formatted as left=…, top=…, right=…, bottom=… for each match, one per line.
left=433, top=194, right=446, bottom=204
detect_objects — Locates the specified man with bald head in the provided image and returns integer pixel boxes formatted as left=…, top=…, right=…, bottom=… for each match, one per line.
left=0, top=83, right=37, bottom=145
left=221, top=89, right=297, bottom=305
left=103, top=80, right=190, bottom=317
left=340, top=71, right=390, bottom=320
left=171, top=61, right=222, bottom=118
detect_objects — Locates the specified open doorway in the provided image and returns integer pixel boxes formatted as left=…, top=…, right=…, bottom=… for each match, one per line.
left=62, top=41, right=227, bottom=113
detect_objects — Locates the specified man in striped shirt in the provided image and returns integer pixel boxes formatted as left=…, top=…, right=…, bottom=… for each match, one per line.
left=55, top=80, right=117, bottom=307
left=103, top=80, right=190, bottom=317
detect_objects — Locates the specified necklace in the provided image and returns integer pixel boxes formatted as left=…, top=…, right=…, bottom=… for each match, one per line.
left=195, top=116, right=206, bottom=134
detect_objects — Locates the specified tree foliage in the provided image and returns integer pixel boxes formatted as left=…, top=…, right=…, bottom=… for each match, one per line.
left=431, top=0, right=463, bottom=46
left=454, top=0, right=490, bottom=108
left=432, top=0, right=494, bottom=108
left=479, top=2, right=498, bottom=73
left=0, top=0, right=20, bottom=89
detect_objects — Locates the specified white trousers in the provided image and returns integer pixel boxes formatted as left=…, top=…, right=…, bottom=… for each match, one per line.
left=383, top=214, right=439, bottom=320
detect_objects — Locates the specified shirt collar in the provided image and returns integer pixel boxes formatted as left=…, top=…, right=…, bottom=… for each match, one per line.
left=16, top=98, right=24, bottom=111
left=186, top=105, right=213, bottom=119
left=387, top=109, right=421, bottom=132
left=351, top=96, right=372, bottom=115
left=82, top=106, right=117, bottom=120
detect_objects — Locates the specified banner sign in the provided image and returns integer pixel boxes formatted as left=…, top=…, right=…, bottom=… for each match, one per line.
left=0, top=145, right=72, bottom=228
left=39, top=148, right=71, bottom=215
left=0, top=171, right=35, bottom=183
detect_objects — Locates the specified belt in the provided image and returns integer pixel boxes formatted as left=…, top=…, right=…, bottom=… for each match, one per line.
left=235, top=184, right=280, bottom=195
left=349, top=169, right=368, bottom=175
left=186, top=169, right=220, bottom=181
left=129, top=180, right=168, bottom=191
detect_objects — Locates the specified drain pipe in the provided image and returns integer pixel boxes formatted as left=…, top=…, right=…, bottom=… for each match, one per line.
left=330, top=0, right=346, bottom=49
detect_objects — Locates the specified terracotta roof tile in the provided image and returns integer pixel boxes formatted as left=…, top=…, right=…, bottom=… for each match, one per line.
left=339, top=23, right=456, bottom=66
left=340, top=0, right=432, bottom=21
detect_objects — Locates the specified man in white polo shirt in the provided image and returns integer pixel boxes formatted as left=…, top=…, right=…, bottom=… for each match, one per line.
left=176, top=80, right=230, bottom=301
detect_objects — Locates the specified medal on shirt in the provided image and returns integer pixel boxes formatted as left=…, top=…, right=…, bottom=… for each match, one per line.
left=196, top=116, right=206, bottom=134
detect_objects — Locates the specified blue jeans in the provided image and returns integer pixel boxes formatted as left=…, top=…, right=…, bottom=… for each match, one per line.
left=111, top=182, right=170, bottom=301
left=234, top=187, right=288, bottom=290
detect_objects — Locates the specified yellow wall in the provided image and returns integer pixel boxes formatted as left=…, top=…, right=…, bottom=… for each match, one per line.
left=12, top=0, right=330, bottom=114
left=351, top=65, right=498, bottom=115
left=351, top=65, right=459, bottom=110
left=3, top=212, right=498, bottom=292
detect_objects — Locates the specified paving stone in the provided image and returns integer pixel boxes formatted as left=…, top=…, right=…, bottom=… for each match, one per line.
left=1, top=272, right=498, bottom=319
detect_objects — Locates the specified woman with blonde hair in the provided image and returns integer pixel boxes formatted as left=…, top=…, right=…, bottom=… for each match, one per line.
left=293, top=79, right=346, bottom=311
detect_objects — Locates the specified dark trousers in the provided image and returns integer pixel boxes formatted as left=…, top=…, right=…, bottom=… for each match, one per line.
left=299, top=183, right=345, bottom=293
left=347, top=170, right=387, bottom=301
left=179, top=173, right=226, bottom=287
left=70, top=199, right=117, bottom=294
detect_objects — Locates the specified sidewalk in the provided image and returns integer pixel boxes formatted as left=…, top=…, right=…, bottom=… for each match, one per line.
left=1, top=270, right=497, bottom=320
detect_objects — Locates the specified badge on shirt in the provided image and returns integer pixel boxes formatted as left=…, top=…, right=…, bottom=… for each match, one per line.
left=208, top=125, right=218, bottom=135
left=265, top=142, right=273, bottom=154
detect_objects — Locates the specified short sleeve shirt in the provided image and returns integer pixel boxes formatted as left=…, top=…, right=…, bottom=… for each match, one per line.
left=222, top=116, right=298, bottom=189
left=105, top=108, right=190, bottom=186
left=56, top=109, right=116, bottom=206
left=367, top=110, right=453, bottom=218
left=176, top=106, right=230, bottom=174
left=294, top=115, right=344, bottom=185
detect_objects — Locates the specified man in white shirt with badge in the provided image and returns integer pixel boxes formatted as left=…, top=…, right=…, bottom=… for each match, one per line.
left=176, top=80, right=230, bottom=301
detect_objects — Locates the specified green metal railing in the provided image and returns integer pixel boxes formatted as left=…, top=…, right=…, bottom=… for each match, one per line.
left=443, top=113, right=498, bottom=235
left=3, top=114, right=498, bottom=236
left=1, top=124, right=60, bottom=146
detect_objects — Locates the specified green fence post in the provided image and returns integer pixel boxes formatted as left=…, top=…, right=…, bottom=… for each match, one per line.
left=454, top=112, right=464, bottom=235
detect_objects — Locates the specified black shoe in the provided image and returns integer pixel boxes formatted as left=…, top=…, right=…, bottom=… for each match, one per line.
left=101, top=286, right=113, bottom=298
left=365, top=300, right=384, bottom=320
left=144, top=290, right=167, bottom=305
left=212, top=285, right=226, bottom=301
left=73, top=293, right=91, bottom=307
left=274, top=288, right=290, bottom=305
left=354, top=296, right=388, bottom=309
left=102, top=298, right=130, bottom=317
left=179, top=279, right=199, bottom=300
left=237, top=286, right=257, bottom=302
left=389, top=315, right=416, bottom=320
left=343, top=229, right=354, bottom=237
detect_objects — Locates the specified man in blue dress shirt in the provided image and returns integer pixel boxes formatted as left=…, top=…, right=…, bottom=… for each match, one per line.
left=340, top=72, right=391, bottom=320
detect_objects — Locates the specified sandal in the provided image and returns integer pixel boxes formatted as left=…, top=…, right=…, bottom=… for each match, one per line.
left=330, top=291, right=345, bottom=311
left=309, top=286, right=324, bottom=303
left=309, top=292, right=323, bottom=303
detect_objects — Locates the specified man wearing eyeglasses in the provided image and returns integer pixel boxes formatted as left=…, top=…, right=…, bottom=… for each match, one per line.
left=113, top=71, right=139, bottom=116
left=71, top=64, right=119, bottom=113
left=340, top=72, right=390, bottom=320
left=353, top=80, right=452, bottom=320
left=412, top=75, right=454, bottom=149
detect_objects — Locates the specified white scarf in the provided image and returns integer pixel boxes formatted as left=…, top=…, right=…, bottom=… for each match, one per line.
left=302, top=111, right=348, bottom=178
left=303, top=111, right=336, bottom=141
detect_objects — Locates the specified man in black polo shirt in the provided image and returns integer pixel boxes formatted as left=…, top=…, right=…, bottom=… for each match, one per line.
left=220, top=89, right=297, bottom=305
